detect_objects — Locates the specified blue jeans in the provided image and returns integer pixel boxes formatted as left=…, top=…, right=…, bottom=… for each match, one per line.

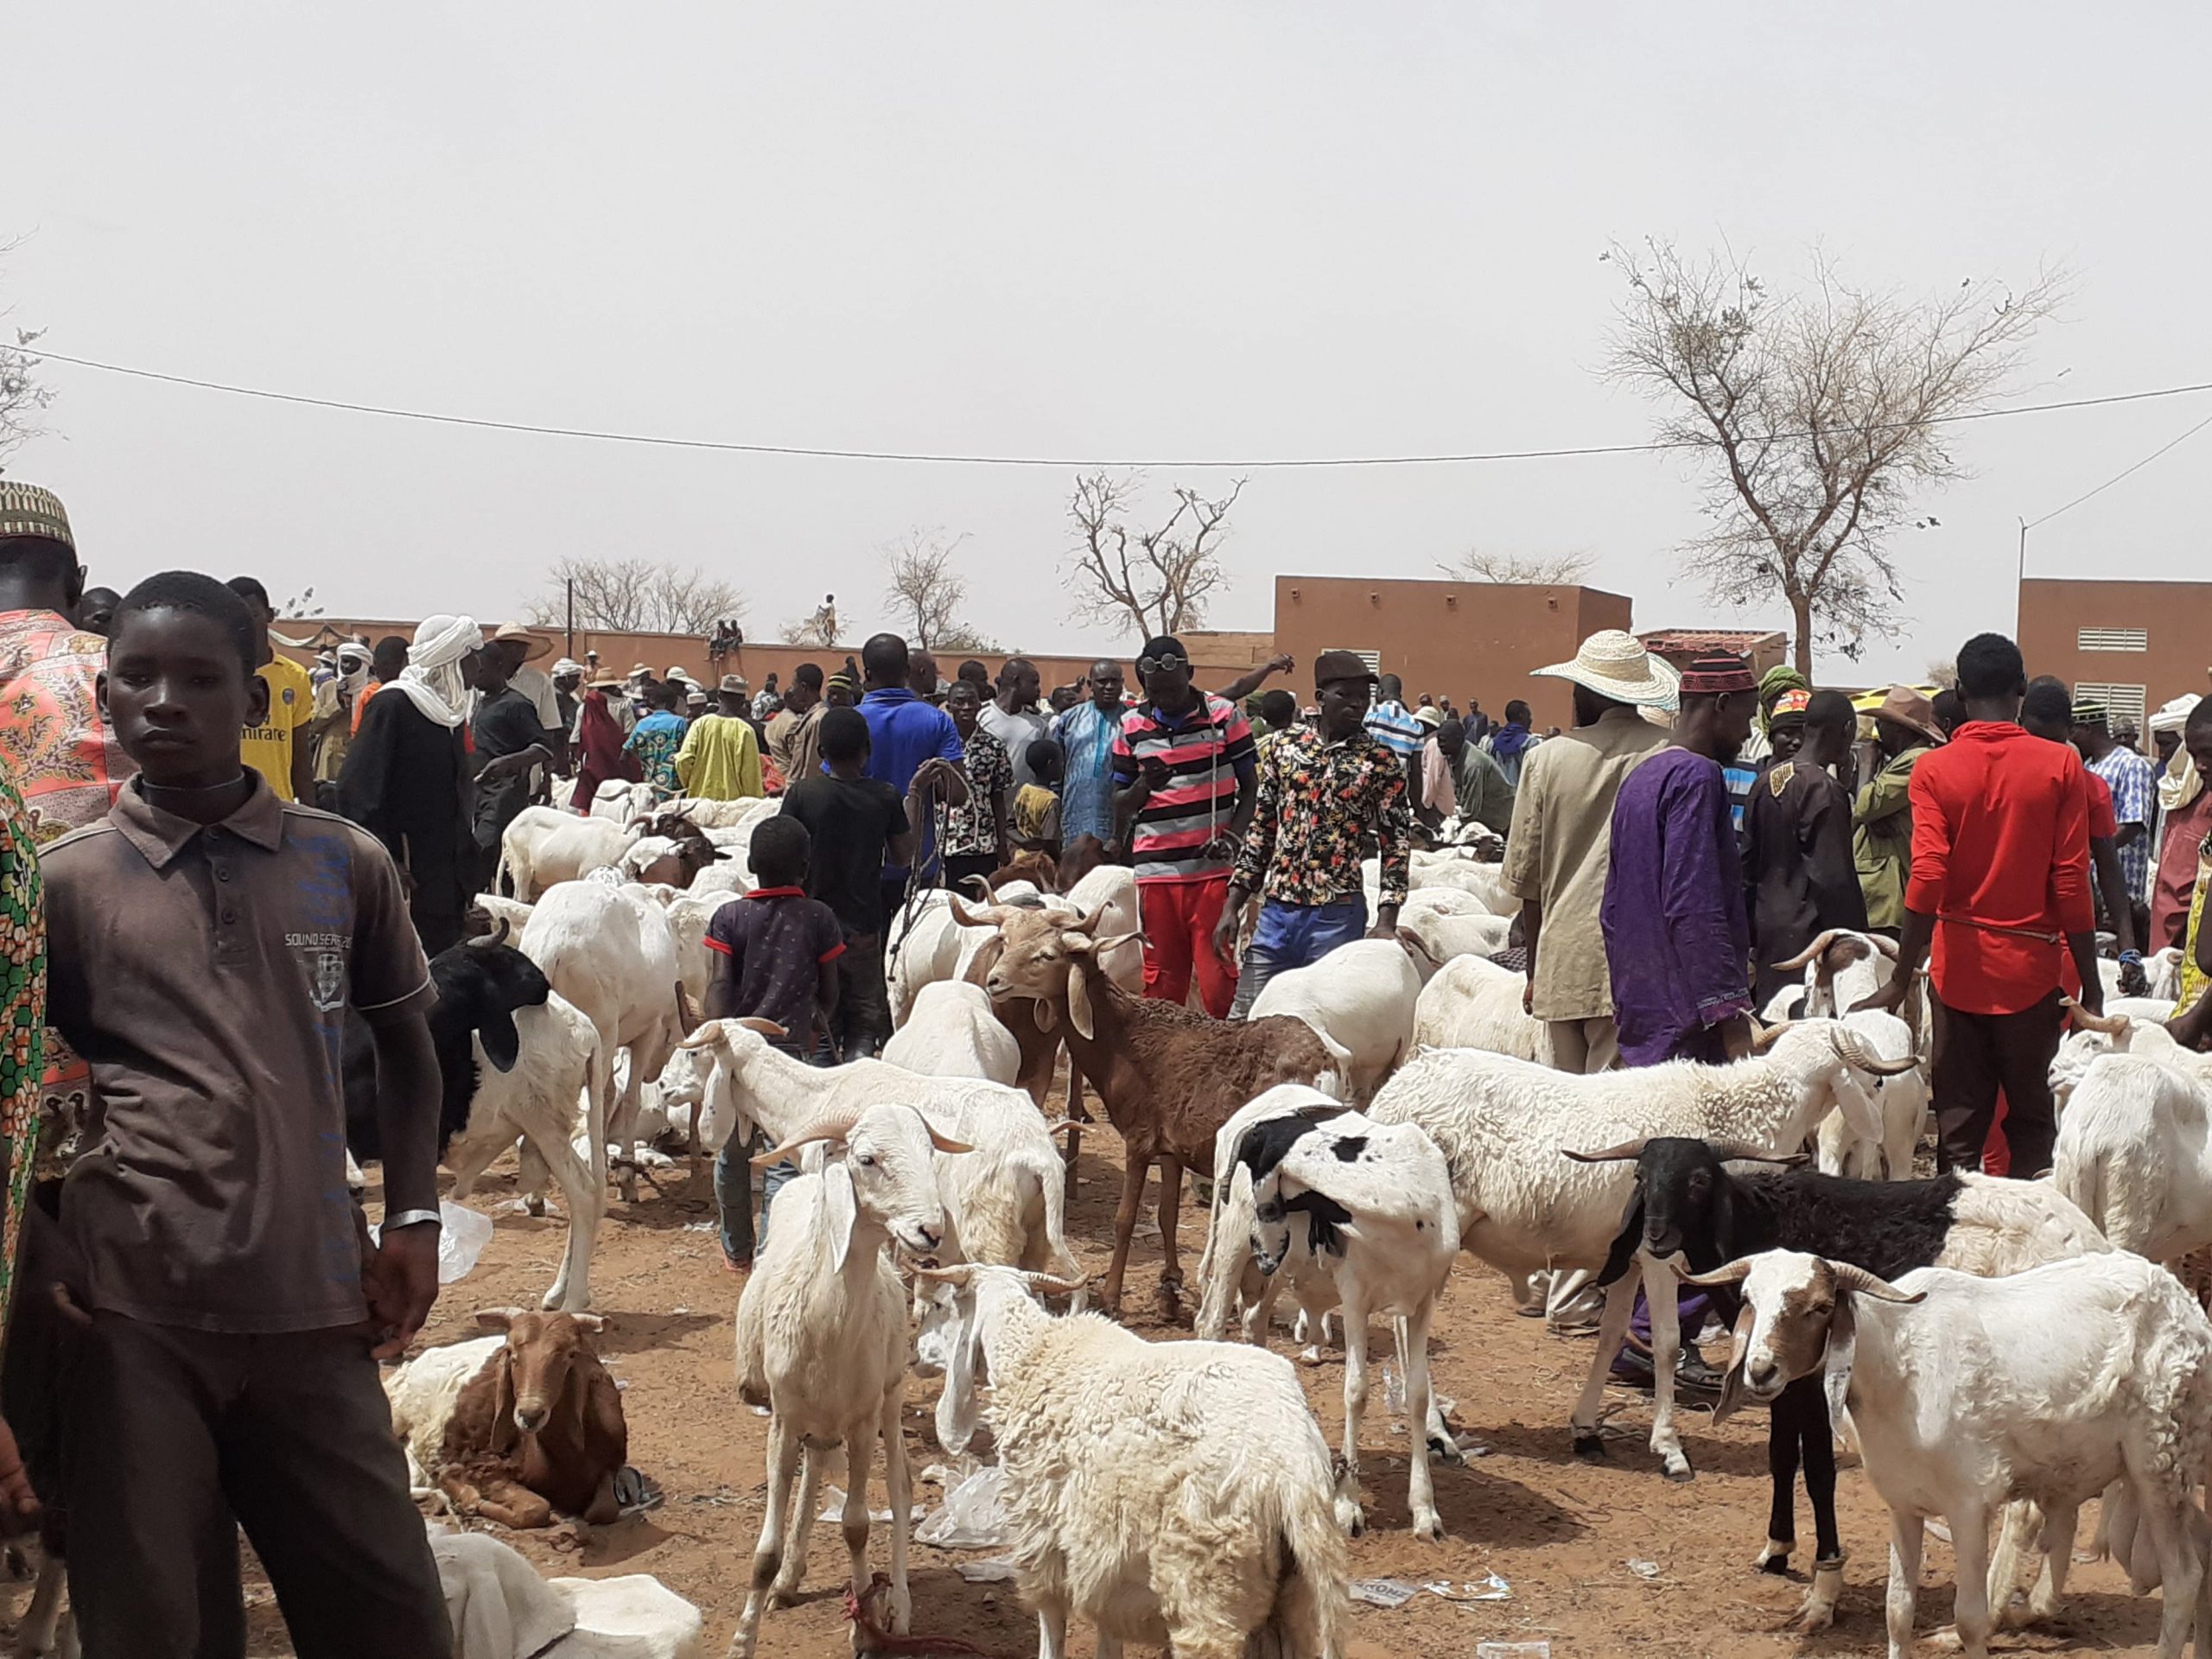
left=1230, top=896, right=1370, bottom=1018
left=714, top=1040, right=810, bottom=1263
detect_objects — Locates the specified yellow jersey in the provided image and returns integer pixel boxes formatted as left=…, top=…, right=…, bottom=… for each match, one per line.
left=244, top=655, right=315, bottom=801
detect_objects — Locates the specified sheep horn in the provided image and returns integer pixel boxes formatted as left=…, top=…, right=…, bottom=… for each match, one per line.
left=925, top=1124, right=976, bottom=1155
left=1750, top=1019, right=1797, bottom=1054
left=962, top=874, right=995, bottom=902
left=466, top=917, right=512, bottom=951
left=1560, top=1138, right=1649, bottom=1163
left=947, top=894, right=1010, bottom=931
left=911, top=1263, right=974, bottom=1287
left=1770, top=930, right=1842, bottom=974
left=1020, top=1270, right=1090, bottom=1297
left=1866, top=931, right=1901, bottom=960
left=1702, top=1140, right=1809, bottom=1166
left=1039, top=1118, right=1080, bottom=1139
left=1676, top=1258, right=1755, bottom=1287
left=735, top=1017, right=789, bottom=1039
left=1826, top=1260, right=1927, bottom=1305
left=752, top=1112, right=863, bottom=1169
left=1829, top=1028, right=1920, bottom=1077
left=2063, top=997, right=2133, bottom=1037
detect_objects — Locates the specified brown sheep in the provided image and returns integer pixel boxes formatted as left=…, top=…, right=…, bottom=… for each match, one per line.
left=975, top=901, right=1339, bottom=1317
left=387, top=1308, right=628, bottom=1529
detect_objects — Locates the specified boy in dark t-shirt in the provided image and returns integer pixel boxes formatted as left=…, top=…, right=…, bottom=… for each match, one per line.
left=704, top=815, right=843, bottom=1268
left=780, top=707, right=912, bottom=1060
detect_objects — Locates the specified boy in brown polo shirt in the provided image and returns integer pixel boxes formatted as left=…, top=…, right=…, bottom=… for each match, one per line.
left=39, top=573, right=451, bottom=1657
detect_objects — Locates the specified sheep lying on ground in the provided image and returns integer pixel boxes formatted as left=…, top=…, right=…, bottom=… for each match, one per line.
left=1688, top=1249, right=2212, bottom=1659
left=1368, top=1020, right=1904, bottom=1480
left=385, top=1309, right=627, bottom=1529
left=730, top=1106, right=969, bottom=1659
left=919, top=1262, right=1348, bottom=1658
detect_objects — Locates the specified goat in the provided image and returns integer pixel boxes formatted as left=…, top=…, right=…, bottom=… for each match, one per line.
left=1686, top=1249, right=2212, bottom=1659
left=880, top=980, right=1021, bottom=1085
left=1248, top=938, right=1418, bottom=1103
left=730, top=1106, right=969, bottom=1658
left=1241, top=1110, right=1460, bottom=1541
left=976, top=899, right=1340, bottom=1317
left=1577, top=1135, right=2109, bottom=1631
left=385, top=1308, right=627, bottom=1529
left=918, top=1262, right=1348, bottom=1658
left=1366, top=1020, right=1905, bottom=1480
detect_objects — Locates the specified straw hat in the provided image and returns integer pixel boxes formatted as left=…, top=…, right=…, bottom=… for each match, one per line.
left=1870, top=684, right=1946, bottom=747
left=490, top=623, right=553, bottom=663
left=720, top=674, right=750, bottom=694
left=1533, top=630, right=1676, bottom=709
left=1412, top=704, right=1445, bottom=728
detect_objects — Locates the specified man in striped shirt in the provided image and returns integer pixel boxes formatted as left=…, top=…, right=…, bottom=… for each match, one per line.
left=1112, top=635, right=1258, bottom=1017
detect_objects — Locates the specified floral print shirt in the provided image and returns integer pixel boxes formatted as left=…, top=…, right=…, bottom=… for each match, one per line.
left=1233, top=726, right=1412, bottom=910
left=0, top=766, right=45, bottom=1335
left=623, top=709, right=690, bottom=795
left=0, top=609, right=133, bottom=846
left=941, top=726, right=1013, bottom=859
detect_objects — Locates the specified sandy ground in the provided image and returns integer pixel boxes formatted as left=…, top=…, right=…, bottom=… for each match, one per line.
left=9, top=1107, right=2185, bottom=1659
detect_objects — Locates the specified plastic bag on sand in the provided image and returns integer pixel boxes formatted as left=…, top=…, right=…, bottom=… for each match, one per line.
left=368, top=1201, right=493, bottom=1285
left=913, top=1467, right=1009, bottom=1549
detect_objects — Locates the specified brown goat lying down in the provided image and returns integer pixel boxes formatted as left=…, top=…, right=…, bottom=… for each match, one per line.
left=385, top=1309, right=628, bottom=1529
left=964, top=897, right=1339, bottom=1315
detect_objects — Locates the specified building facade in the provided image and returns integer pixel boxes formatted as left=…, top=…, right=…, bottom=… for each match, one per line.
left=2016, top=577, right=2212, bottom=733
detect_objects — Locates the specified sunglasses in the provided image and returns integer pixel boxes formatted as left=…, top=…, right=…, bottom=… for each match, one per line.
left=1136, top=654, right=1188, bottom=677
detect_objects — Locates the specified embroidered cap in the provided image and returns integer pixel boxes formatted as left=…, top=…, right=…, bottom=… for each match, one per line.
left=0, top=481, right=73, bottom=550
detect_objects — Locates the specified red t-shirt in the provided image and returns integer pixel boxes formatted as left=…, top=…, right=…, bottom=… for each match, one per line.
left=1906, top=721, right=2094, bottom=1015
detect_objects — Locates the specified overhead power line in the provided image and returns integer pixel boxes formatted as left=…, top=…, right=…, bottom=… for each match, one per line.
left=2024, top=406, right=2212, bottom=531
left=23, top=345, right=2212, bottom=470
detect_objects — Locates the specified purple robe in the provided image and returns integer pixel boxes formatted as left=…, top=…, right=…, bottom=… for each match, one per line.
left=1601, top=746, right=1753, bottom=1067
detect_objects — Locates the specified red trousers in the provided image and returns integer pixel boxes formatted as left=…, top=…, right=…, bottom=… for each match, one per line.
left=1139, top=875, right=1237, bottom=1018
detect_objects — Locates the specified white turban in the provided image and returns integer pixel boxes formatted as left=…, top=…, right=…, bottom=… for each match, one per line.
left=2157, top=696, right=2205, bottom=814
left=336, top=642, right=373, bottom=698
left=388, top=613, right=482, bottom=728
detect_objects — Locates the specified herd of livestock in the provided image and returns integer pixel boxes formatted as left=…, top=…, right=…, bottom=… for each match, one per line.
left=244, top=774, right=2212, bottom=1659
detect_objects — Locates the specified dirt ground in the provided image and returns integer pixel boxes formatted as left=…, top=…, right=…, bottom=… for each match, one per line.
left=17, top=1109, right=2183, bottom=1659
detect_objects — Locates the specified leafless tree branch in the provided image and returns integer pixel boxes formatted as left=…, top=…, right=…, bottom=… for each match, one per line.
left=0, top=238, right=55, bottom=475
left=1602, top=238, right=2065, bottom=670
left=528, top=556, right=748, bottom=635
left=1065, top=472, right=1246, bottom=639
left=880, top=529, right=991, bottom=651
left=1439, top=548, right=1598, bottom=586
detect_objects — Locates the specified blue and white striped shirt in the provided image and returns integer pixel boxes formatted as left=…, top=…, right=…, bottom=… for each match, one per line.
left=1363, top=700, right=1424, bottom=760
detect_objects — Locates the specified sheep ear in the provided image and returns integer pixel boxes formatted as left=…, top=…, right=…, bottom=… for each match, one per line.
left=1031, top=996, right=1058, bottom=1033
left=474, top=1306, right=524, bottom=1331
left=489, top=1348, right=518, bottom=1456
left=825, top=1161, right=860, bottom=1274
left=480, top=1008, right=523, bottom=1074
left=1709, top=1304, right=1757, bottom=1425
left=1067, top=963, right=1096, bottom=1042
left=570, top=1313, right=607, bottom=1333
left=1821, top=1296, right=1858, bottom=1431
left=1594, top=1192, right=1643, bottom=1288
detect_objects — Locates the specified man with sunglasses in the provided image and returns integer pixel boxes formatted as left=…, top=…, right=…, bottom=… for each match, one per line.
left=1111, top=635, right=1258, bottom=1016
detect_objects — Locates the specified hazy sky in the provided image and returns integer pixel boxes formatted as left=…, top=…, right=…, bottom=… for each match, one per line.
left=8, top=3, right=2209, bottom=683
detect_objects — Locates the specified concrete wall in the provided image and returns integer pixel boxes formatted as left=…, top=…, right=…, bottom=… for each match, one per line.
left=1268, top=575, right=1634, bottom=731
left=2016, top=578, right=2212, bottom=730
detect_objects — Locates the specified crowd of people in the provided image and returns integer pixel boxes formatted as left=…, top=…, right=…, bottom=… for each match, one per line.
left=3, top=467, right=2212, bottom=1653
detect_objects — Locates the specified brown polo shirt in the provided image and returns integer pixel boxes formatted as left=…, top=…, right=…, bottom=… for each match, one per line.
left=42, top=774, right=435, bottom=1333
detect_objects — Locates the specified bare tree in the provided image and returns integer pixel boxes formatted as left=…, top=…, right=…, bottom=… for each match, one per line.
left=0, top=238, right=54, bottom=475
left=1439, top=548, right=1598, bottom=585
left=529, top=556, right=747, bottom=634
left=1066, top=473, right=1245, bottom=640
left=1603, top=239, right=2065, bottom=671
left=880, top=529, right=991, bottom=651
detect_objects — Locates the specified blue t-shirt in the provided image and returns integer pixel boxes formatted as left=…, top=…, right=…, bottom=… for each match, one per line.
left=860, top=689, right=963, bottom=879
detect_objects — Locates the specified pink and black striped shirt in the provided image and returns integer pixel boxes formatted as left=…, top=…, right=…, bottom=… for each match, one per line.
left=1110, top=692, right=1258, bottom=885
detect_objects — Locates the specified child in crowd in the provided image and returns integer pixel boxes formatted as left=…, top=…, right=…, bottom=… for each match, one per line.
left=623, top=679, right=690, bottom=793
left=780, top=708, right=912, bottom=1060
left=703, top=815, right=844, bottom=1269
left=1013, top=737, right=1064, bottom=860
left=40, top=572, right=451, bottom=1656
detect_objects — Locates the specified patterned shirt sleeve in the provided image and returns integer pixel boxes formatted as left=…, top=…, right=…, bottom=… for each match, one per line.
left=2107, top=754, right=2152, bottom=830
left=1373, top=748, right=1413, bottom=909
left=1231, top=737, right=1284, bottom=893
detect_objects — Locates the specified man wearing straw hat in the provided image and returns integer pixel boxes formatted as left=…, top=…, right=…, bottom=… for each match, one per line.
left=487, top=623, right=565, bottom=784
left=1852, top=685, right=1948, bottom=936
left=1502, top=630, right=1674, bottom=1076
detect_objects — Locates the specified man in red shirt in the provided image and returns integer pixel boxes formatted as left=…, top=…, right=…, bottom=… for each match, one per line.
left=1857, top=634, right=2101, bottom=1177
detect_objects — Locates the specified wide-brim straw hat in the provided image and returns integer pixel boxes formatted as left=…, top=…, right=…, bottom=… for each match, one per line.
left=1870, top=683, right=1946, bottom=747
left=1533, top=630, right=1678, bottom=709
left=491, top=623, right=553, bottom=662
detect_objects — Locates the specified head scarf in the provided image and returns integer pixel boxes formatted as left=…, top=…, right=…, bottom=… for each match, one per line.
left=2158, top=695, right=2206, bottom=813
left=569, top=688, right=641, bottom=810
left=1756, top=665, right=1810, bottom=733
left=336, top=643, right=373, bottom=698
left=387, top=614, right=481, bottom=728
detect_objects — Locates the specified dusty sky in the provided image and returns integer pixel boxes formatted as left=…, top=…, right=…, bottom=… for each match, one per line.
left=7, top=3, right=2208, bottom=683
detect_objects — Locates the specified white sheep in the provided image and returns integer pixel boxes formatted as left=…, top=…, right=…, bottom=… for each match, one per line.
left=1240, top=1109, right=1461, bottom=1541
left=1193, top=1084, right=1354, bottom=1358
left=1688, top=1249, right=2212, bottom=1659
left=1368, top=1020, right=1901, bottom=1480
left=2047, top=997, right=2178, bottom=1114
left=442, top=989, right=609, bottom=1312
left=502, top=812, right=639, bottom=902
left=880, top=981, right=1021, bottom=1085
left=1394, top=903, right=1511, bottom=978
left=588, top=779, right=660, bottom=823
left=521, top=884, right=689, bottom=1200
left=1407, top=953, right=1543, bottom=1061
left=471, top=893, right=537, bottom=937
left=2054, top=1041, right=2212, bottom=1263
left=918, top=1262, right=1349, bottom=1658
left=1248, top=938, right=1420, bottom=1103
left=731, top=1104, right=971, bottom=1659
left=1812, top=1008, right=1927, bottom=1181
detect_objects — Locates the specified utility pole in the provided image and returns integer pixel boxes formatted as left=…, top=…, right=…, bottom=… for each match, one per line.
left=565, top=577, right=575, bottom=662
